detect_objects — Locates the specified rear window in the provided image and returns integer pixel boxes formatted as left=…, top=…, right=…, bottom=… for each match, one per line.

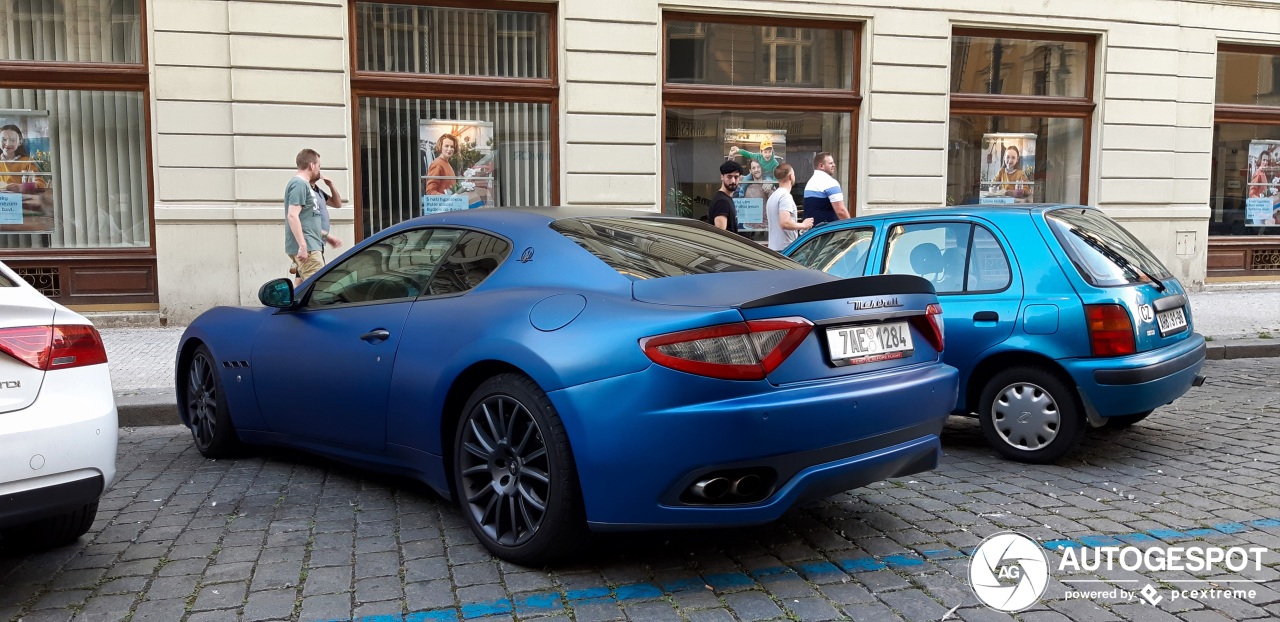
left=0, top=273, right=14, bottom=287
left=550, top=216, right=799, bottom=280
left=1046, top=208, right=1172, bottom=287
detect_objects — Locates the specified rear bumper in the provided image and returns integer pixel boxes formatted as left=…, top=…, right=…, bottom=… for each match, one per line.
left=0, top=364, right=117, bottom=528
left=549, top=361, right=958, bottom=528
left=1063, top=334, right=1205, bottom=418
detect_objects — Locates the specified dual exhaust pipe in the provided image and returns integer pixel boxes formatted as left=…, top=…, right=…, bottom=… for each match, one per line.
left=690, top=473, right=764, bottom=501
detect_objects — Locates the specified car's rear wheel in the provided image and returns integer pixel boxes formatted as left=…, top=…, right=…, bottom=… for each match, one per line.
left=1105, top=410, right=1154, bottom=430
left=1, top=501, right=98, bottom=551
left=183, top=344, right=242, bottom=458
left=979, top=366, right=1085, bottom=464
left=453, top=373, right=586, bottom=565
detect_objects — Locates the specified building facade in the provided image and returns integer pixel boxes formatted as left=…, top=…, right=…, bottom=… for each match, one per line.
left=0, top=0, right=1277, bottom=324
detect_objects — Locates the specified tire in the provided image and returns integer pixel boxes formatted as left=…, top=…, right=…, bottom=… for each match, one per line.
left=1106, top=410, right=1154, bottom=430
left=978, top=366, right=1085, bottom=464
left=182, top=344, right=243, bottom=458
left=2, top=501, right=98, bottom=551
left=453, top=373, right=587, bottom=565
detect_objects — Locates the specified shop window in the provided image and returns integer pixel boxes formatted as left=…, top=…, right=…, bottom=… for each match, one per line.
left=946, top=30, right=1094, bottom=206
left=662, top=14, right=859, bottom=239
left=1211, top=46, right=1280, bottom=236
left=0, top=0, right=148, bottom=252
left=352, top=2, right=557, bottom=239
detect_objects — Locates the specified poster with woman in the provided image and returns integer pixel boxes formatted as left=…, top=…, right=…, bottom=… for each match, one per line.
left=725, top=129, right=785, bottom=231
left=0, top=110, right=54, bottom=232
left=1246, top=140, right=1280, bottom=226
left=420, top=120, right=496, bottom=215
left=980, top=133, right=1036, bottom=204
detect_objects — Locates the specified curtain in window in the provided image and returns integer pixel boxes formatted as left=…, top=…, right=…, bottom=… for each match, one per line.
left=356, top=3, right=549, bottom=78
left=0, top=0, right=140, bottom=63
left=359, top=97, right=551, bottom=237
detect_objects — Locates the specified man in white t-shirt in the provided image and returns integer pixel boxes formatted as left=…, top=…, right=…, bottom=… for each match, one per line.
left=802, top=152, right=849, bottom=225
left=766, top=164, right=814, bottom=251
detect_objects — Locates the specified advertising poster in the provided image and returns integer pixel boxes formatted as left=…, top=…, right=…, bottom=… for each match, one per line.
left=0, top=109, right=54, bottom=232
left=980, top=132, right=1036, bottom=204
left=725, top=128, right=785, bottom=230
left=420, top=119, right=495, bottom=215
left=1246, top=140, right=1280, bottom=226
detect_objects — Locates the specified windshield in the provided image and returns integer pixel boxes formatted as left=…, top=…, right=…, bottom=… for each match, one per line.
left=551, top=216, right=800, bottom=280
left=1046, top=208, right=1172, bottom=287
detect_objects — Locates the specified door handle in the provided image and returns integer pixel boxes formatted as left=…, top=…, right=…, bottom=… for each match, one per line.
left=360, top=329, right=391, bottom=343
left=973, top=311, right=998, bottom=322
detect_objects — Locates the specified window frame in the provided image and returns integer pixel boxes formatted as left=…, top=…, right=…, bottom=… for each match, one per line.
left=661, top=12, right=861, bottom=211
left=0, top=0, right=153, bottom=261
left=880, top=220, right=1013, bottom=295
left=348, top=0, right=560, bottom=242
left=1210, top=44, right=1280, bottom=245
left=948, top=28, right=1096, bottom=205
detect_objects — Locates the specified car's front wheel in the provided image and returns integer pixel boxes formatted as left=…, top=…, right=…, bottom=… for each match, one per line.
left=453, top=373, right=586, bottom=565
left=979, top=366, right=1085, bottom=464
left=182, top=344, right=242, bottom=458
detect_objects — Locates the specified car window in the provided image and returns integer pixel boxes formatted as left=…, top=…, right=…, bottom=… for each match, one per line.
left=787, top=228, right=875, bottom=278
left=1046, top=207, right=1173, bottom=287
left=308, top=228, right=463, bottom=307
left=966, top=226, right=1012, bottom=292
left=426, top=230, right=512, bottom=296
left=883, top=222, right=971, bottom=294
left=550, top=216, right=798, bottom=280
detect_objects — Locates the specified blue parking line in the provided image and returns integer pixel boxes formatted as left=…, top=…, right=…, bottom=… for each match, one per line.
left=326, top=515, right=1280, bottom=622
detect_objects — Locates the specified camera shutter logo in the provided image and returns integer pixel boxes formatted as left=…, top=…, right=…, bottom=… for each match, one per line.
left=970, top=531, right=1050, bottom=612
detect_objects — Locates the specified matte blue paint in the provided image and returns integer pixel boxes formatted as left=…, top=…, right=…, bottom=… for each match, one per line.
left=565, top=587, right=611, bottom=601
left=459, top=600, right=511, bottom=619
left=882, top=554, right=927, bottom=567
left=615, top=583, right=664, bottom=600
left=838, top=557, right=887, bottom=572
left=179, top=208, right=958, bottom=534
left=702, top=573, right=755, bottom=590
left=784, top=205, right=1205, bottom=420
left=1147, top=529, right=1188, bottom=540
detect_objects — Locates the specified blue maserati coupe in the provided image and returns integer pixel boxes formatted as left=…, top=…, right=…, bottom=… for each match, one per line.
left=176, top=207, right=959, bottom=565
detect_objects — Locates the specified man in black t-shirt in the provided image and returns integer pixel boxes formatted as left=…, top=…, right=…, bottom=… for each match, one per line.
left=709, top=160, right=745, bottom=237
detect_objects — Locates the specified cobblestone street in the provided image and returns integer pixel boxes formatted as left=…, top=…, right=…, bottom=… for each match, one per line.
left=2, top=358, right=1279, bottom=622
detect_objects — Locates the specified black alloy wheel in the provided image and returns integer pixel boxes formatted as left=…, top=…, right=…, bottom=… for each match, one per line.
left=454, top=374, right=585, bottom=565
left=184, top=344, right=241, bottom=458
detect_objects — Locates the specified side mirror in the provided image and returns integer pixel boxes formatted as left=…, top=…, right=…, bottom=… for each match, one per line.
left=258, top=278, right=295, bottom=308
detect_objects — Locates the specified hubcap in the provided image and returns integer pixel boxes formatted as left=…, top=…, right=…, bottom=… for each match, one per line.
left=187, top=354, right=217, bottom=448
left=991, top=381, right=1060, bottom=451
left=458, top=395, right=550, bottom=547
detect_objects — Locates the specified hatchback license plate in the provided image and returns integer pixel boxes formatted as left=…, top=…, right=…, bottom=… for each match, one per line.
left=825, top=321, right=914, bottom=366
left=1156, top=307, right=1188, bottom=336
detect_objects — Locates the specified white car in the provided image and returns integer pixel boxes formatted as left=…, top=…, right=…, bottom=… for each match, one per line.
left=0, top=261, right=116, bottom=550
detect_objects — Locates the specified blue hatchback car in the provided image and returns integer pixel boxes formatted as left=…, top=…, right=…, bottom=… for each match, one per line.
left=176, top=208, right=958, bottom=565
left=784, top=205, right=1206, bottom=464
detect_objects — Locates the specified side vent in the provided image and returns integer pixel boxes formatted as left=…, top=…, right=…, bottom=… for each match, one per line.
left=221, top=360, right=251, bottom=368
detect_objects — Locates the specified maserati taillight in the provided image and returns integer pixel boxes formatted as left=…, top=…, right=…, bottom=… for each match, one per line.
left=0, top=324, right=107, bottom=370
left=640, top=317, right=813, bottom=380
left=1085, top=304, right=1136, bottom=357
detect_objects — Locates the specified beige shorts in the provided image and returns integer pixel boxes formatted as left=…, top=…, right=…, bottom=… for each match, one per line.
left=288, top=250, right=325, bottom=280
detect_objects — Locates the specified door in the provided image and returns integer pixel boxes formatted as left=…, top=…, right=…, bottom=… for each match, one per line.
left=252, top=227, right=463, bottom=451
left=879, top=220, right=1023, bottom=375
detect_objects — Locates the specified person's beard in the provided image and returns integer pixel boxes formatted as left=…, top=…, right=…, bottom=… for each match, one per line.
left=723, top=182, right=738, bottom=193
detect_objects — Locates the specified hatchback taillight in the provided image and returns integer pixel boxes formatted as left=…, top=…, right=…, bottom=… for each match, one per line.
left=1085, top=304, right=1135, bottom=357
left=0, top=324, right=107, bottom=370
left=640, top=317, right=813, bottom=380
left=909, top=303, right=945, bottom=353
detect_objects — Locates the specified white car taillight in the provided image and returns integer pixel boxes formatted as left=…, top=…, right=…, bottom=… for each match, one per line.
left=0, top=324, right=108, bottom=370
left=640, top=317, right=813, bottom=381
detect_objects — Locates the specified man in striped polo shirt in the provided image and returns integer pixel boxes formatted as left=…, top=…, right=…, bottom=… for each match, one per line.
left=802, top=152, right=849, bottom=225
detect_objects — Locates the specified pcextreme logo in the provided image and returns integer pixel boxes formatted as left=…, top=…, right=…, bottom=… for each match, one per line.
left=969, top=532, right=1049, bottom=612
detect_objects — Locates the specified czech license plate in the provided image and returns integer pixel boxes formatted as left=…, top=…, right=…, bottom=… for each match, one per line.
left=825, top=321, right=914, bottom=366
left=1156, top=307, right=1188, bottom=336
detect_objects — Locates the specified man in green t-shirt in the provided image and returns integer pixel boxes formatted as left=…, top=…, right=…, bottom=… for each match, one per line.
left=285, top=149, right=326, bottom=285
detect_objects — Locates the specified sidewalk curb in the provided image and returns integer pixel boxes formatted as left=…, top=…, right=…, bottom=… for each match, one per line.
left=110, top=338, right=1280, bottom=428
left=116, top=391, right=181, bottom=428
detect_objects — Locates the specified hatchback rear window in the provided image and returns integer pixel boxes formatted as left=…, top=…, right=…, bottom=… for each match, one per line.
left=550, top=217, right=799, bottom=280
left=1046, top=208, right=1172, bottom=287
